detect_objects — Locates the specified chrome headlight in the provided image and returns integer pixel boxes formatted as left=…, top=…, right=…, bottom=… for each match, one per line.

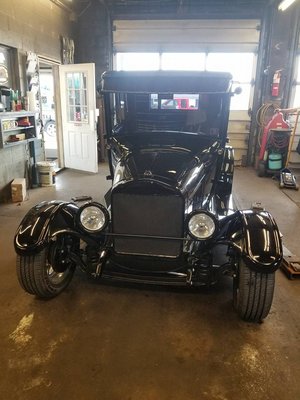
left=78, top=203, right=109, bottom=233
left=187, top=211, right=216, bottom=240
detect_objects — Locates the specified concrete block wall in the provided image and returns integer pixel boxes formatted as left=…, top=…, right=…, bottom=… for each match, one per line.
left=0, top=0, right=74, bottom=202
left=0, top=144, right=27, bottom=202
left=0, top=0, right=75, bottom=61
left=75, top=0, right=112, bottom=87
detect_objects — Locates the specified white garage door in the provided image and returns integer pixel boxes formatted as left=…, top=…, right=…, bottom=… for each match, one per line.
left=113, top=19, right=261, bottom=165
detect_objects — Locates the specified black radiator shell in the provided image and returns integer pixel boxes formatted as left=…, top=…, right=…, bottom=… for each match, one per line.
left=112, top=189, right=184, bottom=258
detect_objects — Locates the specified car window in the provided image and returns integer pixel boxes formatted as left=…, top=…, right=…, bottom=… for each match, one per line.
left=112, top=92, right=224, bottom=137
left=151, top=94, right=199, bottom=111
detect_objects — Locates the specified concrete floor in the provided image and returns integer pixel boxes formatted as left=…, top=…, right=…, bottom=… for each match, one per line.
left=1, top=165, right=300, bottom=400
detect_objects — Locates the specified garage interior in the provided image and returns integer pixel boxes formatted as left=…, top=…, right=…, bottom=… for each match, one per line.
left=1, top=0, right=300, bottom=399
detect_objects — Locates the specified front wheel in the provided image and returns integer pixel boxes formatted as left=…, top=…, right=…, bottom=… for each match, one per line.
left=233, top=259, right=275, bottom=322
left=16, top=241, right=76, bottom=298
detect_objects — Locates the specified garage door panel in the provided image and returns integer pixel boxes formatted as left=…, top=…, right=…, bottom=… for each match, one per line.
left=233, top=149, right=248, bottom=164
left=114, top=29, right=258, bottom=46
left=229, top=110, right=251, bottom=121
left=116, top=43, right=258, bottom=52
left=228, top=121, right=250, bottom=133
left=228, top=120, right=250, bottom=164
left=114, top=19, right=260, bottom=52
left=114, top=19, right=260, bottom=30
left=229, top=135, right=248, bottom=145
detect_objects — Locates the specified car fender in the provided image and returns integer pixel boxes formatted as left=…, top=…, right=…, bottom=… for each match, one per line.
left=14, top=201, right=79, bottom=255
left=238, top=210, right=282, bottom=273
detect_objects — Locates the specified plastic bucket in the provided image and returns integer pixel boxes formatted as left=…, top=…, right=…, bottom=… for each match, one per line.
left=268, top=153, right=282, bottom=170
left=37, top=161, right=56, bottom=186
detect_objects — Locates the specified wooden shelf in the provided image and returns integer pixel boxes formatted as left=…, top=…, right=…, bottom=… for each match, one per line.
left=2, top=125, right=34, bottom=133
left=4, top=138, right=38, bottom=146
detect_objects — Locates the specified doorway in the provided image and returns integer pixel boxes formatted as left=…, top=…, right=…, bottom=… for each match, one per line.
left=38, top=59, right=61, bottom=170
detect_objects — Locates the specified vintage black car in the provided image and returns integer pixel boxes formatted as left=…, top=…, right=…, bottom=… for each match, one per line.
left=14, top=71, right=282, bottom=322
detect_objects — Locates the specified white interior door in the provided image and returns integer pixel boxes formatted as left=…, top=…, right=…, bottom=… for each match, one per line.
left=59, top=63, right=98, bottom=173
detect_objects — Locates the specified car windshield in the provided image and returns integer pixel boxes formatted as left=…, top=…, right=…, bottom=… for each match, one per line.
left=111, top=92, right=226, bottom=137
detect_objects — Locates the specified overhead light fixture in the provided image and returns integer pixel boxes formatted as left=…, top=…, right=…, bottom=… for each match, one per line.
left=278, top=0, right=297, bottom=11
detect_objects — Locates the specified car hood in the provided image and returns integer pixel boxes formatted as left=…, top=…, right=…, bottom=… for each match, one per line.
left=111, top=134, right=220, bottom=192
left=125, top=146, right=193, bottom=182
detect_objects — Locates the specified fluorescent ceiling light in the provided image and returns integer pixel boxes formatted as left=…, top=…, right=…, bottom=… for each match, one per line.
left=278, top=0, right=297, bottom=11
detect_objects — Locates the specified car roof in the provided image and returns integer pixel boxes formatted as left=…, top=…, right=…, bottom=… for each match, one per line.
left=101, top=70, right=232, bottom=94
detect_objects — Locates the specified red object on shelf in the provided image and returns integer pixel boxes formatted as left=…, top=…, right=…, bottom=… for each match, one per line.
left=17, top=117, right=31, bottom=127
left=7, top=135, right=20, bottom=142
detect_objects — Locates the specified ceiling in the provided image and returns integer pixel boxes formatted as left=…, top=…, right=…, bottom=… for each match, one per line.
left=58, top=0, right=279, bottom=19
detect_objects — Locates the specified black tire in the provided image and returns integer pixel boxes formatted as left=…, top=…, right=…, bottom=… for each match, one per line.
left=233, top=259, right=275, bottom=322
left=16, top=243, right=75, bottom=298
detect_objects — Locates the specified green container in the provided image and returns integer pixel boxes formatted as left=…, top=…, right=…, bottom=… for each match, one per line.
left=268, top=153, right=282, bottom=170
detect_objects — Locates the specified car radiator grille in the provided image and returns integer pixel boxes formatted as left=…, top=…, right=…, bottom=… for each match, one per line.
left=112, top=192, right=184, bottom=257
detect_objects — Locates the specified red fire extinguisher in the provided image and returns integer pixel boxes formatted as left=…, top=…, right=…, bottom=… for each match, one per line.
left=271, top=70, right=281, bottom=97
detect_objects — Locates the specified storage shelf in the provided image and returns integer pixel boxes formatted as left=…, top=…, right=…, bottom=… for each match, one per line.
left=4, top=141, right=26, bottom=147
left=0, top=111, right=37, bottom=149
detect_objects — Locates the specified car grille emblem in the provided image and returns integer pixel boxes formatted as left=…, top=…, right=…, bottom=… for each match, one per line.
left=144, top=170, right=153, bottom=177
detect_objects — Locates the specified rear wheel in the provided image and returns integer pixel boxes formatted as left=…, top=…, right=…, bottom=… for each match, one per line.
left=233, top=258, right=275, bottom=322
left=16, top=239, right=76, bottom=298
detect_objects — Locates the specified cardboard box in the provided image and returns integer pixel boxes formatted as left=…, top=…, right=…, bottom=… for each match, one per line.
left=11, top=178, right=27, bottom=202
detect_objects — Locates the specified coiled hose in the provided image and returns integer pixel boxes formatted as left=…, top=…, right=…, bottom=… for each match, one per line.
left=256, top=103, right=278, bottom=149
